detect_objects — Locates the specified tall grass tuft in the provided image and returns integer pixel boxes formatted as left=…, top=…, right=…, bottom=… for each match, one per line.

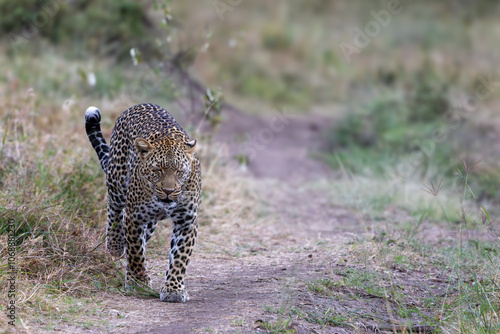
left=0, top=90, right=122, bottom=327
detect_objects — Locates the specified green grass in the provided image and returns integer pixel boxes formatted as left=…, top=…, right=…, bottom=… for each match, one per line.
left=291, top=307, right=349, bottom=328
left=297, top=170, right=500, bottom=332
left=230, top=318, right=246, bottom=327
left=259, top=306, right=295, bottom=334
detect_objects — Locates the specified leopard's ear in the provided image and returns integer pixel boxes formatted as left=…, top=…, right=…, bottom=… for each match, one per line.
left=135, top=138, right=154, bottom=161
left=184, top=139, right=197, bottom=160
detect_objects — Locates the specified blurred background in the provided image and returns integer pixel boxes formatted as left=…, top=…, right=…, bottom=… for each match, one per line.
left=1, top=0, right=500, bottom=205
left=2, top=0, right=500, bottom=332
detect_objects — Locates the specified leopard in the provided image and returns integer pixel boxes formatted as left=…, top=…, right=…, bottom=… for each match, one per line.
left=85, top=103, right=201, bottom=303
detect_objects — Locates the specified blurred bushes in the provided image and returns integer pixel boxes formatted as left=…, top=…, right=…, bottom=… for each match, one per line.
left=326, top=66, right=453, bottom=177
left=0, top=0, right=157, bottom=60
left=327, top=65, right=500, bottom=202
left=0, top=0, right=61, bottom=36
left=469, top=167, right=500, bottom=201
left=328, top=93, right=455, bottom=179
left=330, top=68, right=450, bottom=157
left=261, top=25, right=293, bottom=51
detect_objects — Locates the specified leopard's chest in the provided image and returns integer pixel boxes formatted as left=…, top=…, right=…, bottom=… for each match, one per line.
left=128, top=195, right=179, bottom=221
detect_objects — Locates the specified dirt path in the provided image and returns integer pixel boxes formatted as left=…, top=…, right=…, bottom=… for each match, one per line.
left=212, top=106, right=334, bottom=183
left=103, top=251, right=344, bottom=334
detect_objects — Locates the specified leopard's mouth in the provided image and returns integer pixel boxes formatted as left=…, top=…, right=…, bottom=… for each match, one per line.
left=158, top=191, right=180, bottom=204
left=157, top=192, right=174, bottom=203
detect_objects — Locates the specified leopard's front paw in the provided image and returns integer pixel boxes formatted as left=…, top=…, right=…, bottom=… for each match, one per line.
left=160, top=286, right=189, bottom=303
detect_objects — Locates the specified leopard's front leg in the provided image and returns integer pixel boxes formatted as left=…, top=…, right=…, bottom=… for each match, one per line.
left=160, top=208, right=198, bottom=302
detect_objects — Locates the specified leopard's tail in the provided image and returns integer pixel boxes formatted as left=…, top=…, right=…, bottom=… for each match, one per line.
left=85, top=106, right=110, bottom=174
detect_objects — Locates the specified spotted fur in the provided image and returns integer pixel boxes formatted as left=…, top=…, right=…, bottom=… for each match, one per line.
left=85, top=103, right=201, bottom=302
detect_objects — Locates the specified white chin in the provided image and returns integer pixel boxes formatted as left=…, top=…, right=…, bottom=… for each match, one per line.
left=163, top=201, right=177, bottom=209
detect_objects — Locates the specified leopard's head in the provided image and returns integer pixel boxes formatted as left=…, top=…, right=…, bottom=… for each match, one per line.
left=135, top=137, right=197, bottom=203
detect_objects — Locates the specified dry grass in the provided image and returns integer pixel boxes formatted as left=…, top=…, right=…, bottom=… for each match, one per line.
left=0, top=85, right=117, bottom=329
left=0, top=74, right=269, bottom=331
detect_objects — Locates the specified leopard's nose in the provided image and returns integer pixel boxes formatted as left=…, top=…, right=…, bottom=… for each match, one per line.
left=163, top=188, right=175, bottom=195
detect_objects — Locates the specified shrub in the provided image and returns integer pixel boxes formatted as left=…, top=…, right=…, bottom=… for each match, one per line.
left=0, top=0, right=157, bottom=60
left=327, top=67, right=454, bottom=177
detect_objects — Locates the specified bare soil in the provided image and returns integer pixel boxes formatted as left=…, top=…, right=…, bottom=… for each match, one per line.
left=211, top=106, right=334, bottom=183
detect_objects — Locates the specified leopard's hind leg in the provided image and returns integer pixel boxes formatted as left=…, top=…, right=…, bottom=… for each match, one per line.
left=105, top=168, right=128, bottom=257
left=105, top=201, right=125, bottom=257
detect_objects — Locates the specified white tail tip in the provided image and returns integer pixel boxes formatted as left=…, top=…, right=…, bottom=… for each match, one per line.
left=85, top=106, right=101, bottom=123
